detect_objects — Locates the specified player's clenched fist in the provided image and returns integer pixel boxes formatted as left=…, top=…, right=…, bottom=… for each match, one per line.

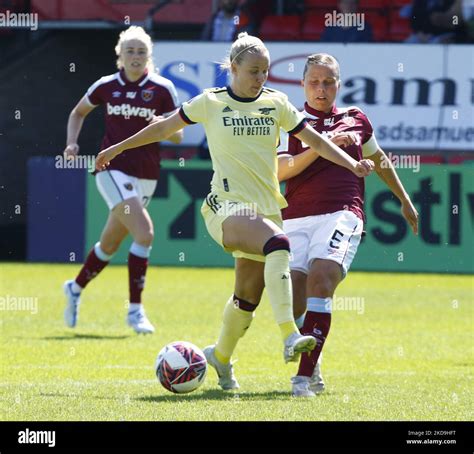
left=330, top=131, right=358, bottom=147
left=64, top=143, right=79, bottom=159
left=95, top=146, right=118, bottom=171
left=353, top=159, right=374, bottom=177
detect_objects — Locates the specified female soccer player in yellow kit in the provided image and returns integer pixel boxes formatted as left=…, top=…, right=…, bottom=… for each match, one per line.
left=95, top=33, right=374, bottom=390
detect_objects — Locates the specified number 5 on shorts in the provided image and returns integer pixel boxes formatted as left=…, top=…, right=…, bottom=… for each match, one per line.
left=329, top=229, right=344, bottom=249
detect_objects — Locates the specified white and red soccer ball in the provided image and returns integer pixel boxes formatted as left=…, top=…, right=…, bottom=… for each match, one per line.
left=155, top=341, right=207, bottom=393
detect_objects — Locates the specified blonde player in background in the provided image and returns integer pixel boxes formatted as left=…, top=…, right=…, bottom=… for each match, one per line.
left=95, top=33, right=374, bottom=390
left=63, top=26, right=182, bottom=334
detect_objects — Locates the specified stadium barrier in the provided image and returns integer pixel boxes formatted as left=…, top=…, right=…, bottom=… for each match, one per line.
left=29, top=159, right=472, bottom=273
left=27, top=157, right=86, bottom=263
left=154, top=43, right=473, bottom=152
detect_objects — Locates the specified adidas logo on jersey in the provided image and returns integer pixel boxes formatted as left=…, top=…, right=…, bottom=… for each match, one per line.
left=222, top=106, right=233, bottom=112
left=106, top=103, right=156, bottom=121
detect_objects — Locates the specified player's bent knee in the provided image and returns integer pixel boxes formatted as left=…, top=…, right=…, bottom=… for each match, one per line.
left=263, top=234, right=290, bottom=255
left=233, top=294, right=259, bottom=311
left=234, top=290, right=262, bottom=306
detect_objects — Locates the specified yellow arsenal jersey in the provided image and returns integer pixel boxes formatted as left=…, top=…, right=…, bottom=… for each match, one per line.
left=179, top=86, right=306, bottom=215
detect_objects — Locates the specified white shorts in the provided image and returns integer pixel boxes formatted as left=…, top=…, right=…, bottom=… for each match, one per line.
left=95, top=170, right=157, bottom=210
left=283, top=210, right=363, bottom=277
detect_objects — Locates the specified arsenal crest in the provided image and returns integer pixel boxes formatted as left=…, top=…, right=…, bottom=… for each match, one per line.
left=141, top=89, right=154, bottom=102
left=258, top=107, right=276, bottom=115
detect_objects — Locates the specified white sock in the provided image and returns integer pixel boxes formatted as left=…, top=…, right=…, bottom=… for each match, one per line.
left=130, top=242, right=151, bottom=258
left=94, top=242, right=114, bottom=261
left=128, top=302, right=144, bottom=314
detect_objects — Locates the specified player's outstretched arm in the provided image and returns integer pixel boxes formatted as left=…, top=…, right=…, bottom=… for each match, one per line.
left=278, top=149, right=319, bottom=182
left=95, top=111, right=187, bottom=171
left=294, top=125, right=374, bottom=178
left=149, top=111, right=184, bottom=144
left=371, top=149, right=419, bottom=235
left=278, top=132, right=362, bottom=181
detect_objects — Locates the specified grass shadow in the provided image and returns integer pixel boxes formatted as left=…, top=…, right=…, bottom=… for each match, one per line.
left=137, top=389, right=294, bottom=403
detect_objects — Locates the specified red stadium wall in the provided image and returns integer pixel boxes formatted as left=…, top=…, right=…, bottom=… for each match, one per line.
left=31, top=0, right=212, bottom=23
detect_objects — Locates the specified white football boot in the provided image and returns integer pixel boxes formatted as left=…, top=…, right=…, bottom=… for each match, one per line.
left=63, top=280, right=81, bottom=328
left=291, top=376, right=316, bottom=398
left=310, top=354, right=325, bottom=394
left=127, top=306, right=155, bottom=334
left=203, top=345, right=240, bottom=390
left=283, top=332, right=317, bottom=363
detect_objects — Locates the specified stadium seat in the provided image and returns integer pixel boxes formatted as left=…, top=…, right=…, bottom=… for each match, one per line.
left=364, top=11, right=389, bottom=41
left=359, top=0, right=388, bottom=10
left=389, top=9, right=412, bottom=41
left=304, top=0, right=338, bottom=9
left=30, top=0, right=211, bottom=23
left=259, top=15, right=301, bottom=41
left=390, top=0, right=412, bottom=7
left=301, top=13, right=327, bottom=41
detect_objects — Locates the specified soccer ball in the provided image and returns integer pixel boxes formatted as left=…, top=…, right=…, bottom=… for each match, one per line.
left=155, top=341, right=207, bottom=394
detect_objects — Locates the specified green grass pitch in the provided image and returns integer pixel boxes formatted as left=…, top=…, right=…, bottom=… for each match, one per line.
left=0, top=263, right=472, bottom=421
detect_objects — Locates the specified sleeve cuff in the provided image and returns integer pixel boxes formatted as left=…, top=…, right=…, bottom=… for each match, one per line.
left=287, top=118, right=307, bottom=136
left=85, top=94, right=98, bottom=107
left=362, top=134, right=379, bottom=157
left=179, top=107, right=196, bottom=125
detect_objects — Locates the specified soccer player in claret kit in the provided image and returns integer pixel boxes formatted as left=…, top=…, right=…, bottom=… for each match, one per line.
left=63, top=26, right=182, bottom=334
left=95, top=33, right=374, bottom=390
left=278, top=54, right=419, bottom=396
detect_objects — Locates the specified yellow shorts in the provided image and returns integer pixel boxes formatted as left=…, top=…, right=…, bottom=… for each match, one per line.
left=201, top=194, right=283, bottom=263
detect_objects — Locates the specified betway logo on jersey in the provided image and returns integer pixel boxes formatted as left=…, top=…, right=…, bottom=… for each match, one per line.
left=106, top=103, right=156, bottom=121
